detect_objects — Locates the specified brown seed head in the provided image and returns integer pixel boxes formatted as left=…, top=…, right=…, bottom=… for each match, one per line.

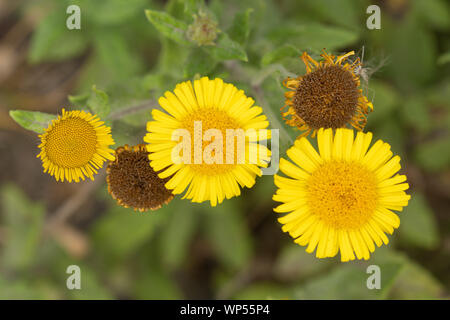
left=293, top=65, right=359, bottom=130
left=106, top=144, right=173, bottom=211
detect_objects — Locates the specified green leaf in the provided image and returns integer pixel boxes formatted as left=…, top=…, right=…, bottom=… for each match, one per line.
left=261, top=44, right=300, bottom=66
left=208, top=33, right=248, bottom=62
left=366, top=81, right=399, bottom=124
left=437, top=52, right=450, bottom=65
left=69, top=264, right=113, bottom=300
left=204, top=199, right=252, bottom=270
left=0, top=184, right=45, bottom=271
left=184, top=0, right=205, bottom=18
left=228, top=8, right=253, bottom=45
left=301, top=0, right=361, bottom=30
left=184, top=47, right=217, bottom=78
left=371, top=119, right=405, bottom=157
left=233, top=282, right=291, bottom=300
left=68, top=93, right=90, bottom=107
left=390, top=260, right=444, bottom=299
left=371, top=248, right=444, bottom=299
left=399, top=193, right=439, bottom=249
left=160, top=201, right=198, bottom=270
left=268, top=23, right=359, bottom=53
left=298, top=24, right=359, bottom=51
left=79, top=0, right=147, bottom=25
left=0, top=277, right=52, bottom=299
left=145, top=10, right=189, bottom=45
left=28, top=11, right=88, bottom=63
left=133, top=264, right=182, bottom=299
left=87, top=86, right=110, bottom=118
left=414, top=136, right=450, bottom=171
left=413, top=0, right=450, bottom=30
left=95, top=31, right=143, bottom=79
left=92, top=206, right=166, bottom=261
left=400, top=95, right=432, bottom=133
left=9, top=110, right=56, bottom=134
left=274, top=243, right=333, bottom=281
left=293, top=260, right=403, bottom=299
left=380, top=17, right=436, bottom=89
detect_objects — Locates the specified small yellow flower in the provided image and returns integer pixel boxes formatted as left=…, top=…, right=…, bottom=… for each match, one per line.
left=37, top=108, right=115, bottom=182
left=144, top=77, right=271, bottom=207
left=106, top=144, right=174, bottom=212
left=282, top=50, right=373, bottom=137
left=273, top=128, right=410, bottom=262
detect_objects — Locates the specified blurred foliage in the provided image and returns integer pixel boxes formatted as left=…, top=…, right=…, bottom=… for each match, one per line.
left=2, top=0, right=449, bottom=299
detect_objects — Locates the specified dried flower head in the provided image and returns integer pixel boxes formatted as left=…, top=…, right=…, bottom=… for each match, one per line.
left=282, top=50, right=373, bottom=137
left=106, top=144, right=173, bottom=212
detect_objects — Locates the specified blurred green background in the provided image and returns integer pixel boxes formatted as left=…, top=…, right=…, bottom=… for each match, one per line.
left=0, top=0, right=449, bottom=299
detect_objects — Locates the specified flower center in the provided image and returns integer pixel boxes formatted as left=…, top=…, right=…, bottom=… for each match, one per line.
left=179, top=108, right=242, bottom=175
left=306, top=160, right=378, bottom=230
left=45, top=117, right=97, bottom=168
left=294, top=65, right=359, bottom=129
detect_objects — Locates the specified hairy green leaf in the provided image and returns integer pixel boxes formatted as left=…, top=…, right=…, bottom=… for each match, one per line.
left=399, top=193, right=439, bottom=249
left=228, top=8, right=253, bottom=45
left=87, top=86, right=110, bottom=118
left=160, top=201, right=198, bottom=270
left=1, top=184, right=45, bottom=271
left=184, top=47, right=217, bottom=77
left=261, top=44, right=300, bottom=66
left=437, top=52, right=450, bottom=65
left=414, top=137, right=450, bottom=171
left=209, top=33, right=248, bottom=61
left=28, top=11, right=88, bottom=63
left=145, top=10, right=189, bottom=45
left=9, top=110, right=56, bottom=134
left=204, top=200, right=252, bottom=270
left=268, top=23, right=359, bottom=53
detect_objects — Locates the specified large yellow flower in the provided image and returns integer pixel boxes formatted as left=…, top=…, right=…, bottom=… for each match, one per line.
left=37, top=109, right=115, bottom=182
left=144, top=77, right=271, bottom=207
left=273, top=128, right=410, bottom=262
left=282, top=50, right=373, bottom=137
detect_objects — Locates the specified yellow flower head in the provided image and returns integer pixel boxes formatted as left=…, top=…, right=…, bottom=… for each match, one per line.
left=282, top=50, right=373, bottom=137
left=273, top=128, right=410, bottom=262
left=37, top=108, right=115, bottom=182
left=144, top=77, right=271, bottom=207
left=106, top=144, right=174, bottom=212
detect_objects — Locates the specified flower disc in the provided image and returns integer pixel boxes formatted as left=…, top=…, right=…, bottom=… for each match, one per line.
left=107, top=144, right=174, bottom=211
left=37, top=109, right=115, bottom=182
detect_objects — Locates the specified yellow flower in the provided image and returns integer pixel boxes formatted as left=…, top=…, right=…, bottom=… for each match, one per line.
left=106, top=144, right=174, bottom=212
left=37, top=109, right=115, bottom=182
left=273, top=128, right=410, bottom=262
left=282, top=50, right=373, bottom=137
left=144, top=77, right=271, bottom=207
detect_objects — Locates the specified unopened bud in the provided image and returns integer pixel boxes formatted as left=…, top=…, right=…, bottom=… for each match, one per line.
left=186, top=11, right=219, bottom=46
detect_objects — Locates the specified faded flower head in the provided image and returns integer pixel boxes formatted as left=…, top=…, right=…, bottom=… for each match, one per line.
left=106, top=144, right=174, bottom=212
left=282, top=50, right=373, bottom=138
